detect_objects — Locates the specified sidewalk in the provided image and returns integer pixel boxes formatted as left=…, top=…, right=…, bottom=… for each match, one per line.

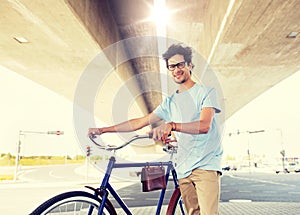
left=115, top=202, right=300, bottom=214
left=219, top=202, right=300, bottom=215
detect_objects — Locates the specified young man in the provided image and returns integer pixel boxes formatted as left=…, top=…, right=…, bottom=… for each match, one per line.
left=88, top=44, right=222, bottom=215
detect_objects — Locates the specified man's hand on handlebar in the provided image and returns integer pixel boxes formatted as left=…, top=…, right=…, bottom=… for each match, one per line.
left=88, top=128, right=104, bottom=137
left=150, top=122, right=176, bottom=144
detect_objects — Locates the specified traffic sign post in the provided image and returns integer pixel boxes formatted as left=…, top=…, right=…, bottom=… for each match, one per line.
left=14, top=130, right=64, bottom=181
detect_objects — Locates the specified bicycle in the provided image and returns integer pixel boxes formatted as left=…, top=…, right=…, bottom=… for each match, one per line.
left=30, top=134, right=187, bottom=215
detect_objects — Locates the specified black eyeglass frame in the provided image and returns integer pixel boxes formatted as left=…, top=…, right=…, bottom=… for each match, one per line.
left=167, top=61, right=186, bottom=71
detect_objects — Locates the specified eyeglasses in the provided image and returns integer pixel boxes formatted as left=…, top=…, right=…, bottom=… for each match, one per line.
left=167, top=61, right=186, bottom=71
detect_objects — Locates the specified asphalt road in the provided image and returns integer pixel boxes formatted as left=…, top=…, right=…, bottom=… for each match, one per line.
left=111, top=171, right=300, bottom=207
left=220, top=171, right=300, bottom=202
left=1, top=165, right=300, bottom=214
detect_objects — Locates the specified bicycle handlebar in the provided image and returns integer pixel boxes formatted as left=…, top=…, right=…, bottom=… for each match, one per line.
left=89, top=134, right=152, bottom=151
left=89, top=133, right=178, bottom=154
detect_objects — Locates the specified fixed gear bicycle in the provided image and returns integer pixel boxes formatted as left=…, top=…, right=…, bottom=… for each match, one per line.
left=30, top=134, right=186, bottom=215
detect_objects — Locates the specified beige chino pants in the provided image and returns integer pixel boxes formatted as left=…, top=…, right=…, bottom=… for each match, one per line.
left=178, top=169, right=220, bottom=215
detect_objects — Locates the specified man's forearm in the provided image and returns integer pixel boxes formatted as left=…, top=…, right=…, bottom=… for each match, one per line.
left=102, top=118, right=148, bottom=133
left=171, top=121, right=210, bottom=134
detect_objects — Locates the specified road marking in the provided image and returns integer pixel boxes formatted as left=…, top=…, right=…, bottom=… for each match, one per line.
left=120, top=197, right=135, bottom=200
left=229, top=199, right=252, bottom=203
left=263, top=191, right=276, bottom=193
left=49, top=171, right=64, bottom=179
left=250, top=184, right=265, bottom=187
left=146, top=198, right=161, bottom=201
left=18, top=169, right=37, bottom=182
left=228, top=174, right=296, bottom=187
left=288, top=192, right=300, bottom=195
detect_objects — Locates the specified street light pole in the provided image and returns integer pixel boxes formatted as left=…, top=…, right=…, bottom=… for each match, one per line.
left=277, top=128, right=286, bottom=172
left=13, top=131, right=23, bottom=181
left=246, top=130, right=265, bottom=172
left=247, top=137, right=251, bottom=171
left=228, top=129, right=265, bottom=172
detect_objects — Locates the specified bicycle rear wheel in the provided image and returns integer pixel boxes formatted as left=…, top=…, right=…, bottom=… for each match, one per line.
left=30, top=191, right=116, bottom=215
left=166, top=188, right=187, bottom=215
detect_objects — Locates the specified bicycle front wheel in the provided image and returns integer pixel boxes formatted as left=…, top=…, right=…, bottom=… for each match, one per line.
left=30, top=191, right=116, bottom=215
left=166, top=188, right=187, bottom=215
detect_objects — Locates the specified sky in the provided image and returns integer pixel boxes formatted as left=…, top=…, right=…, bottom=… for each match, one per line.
left=0, top=65, right=300, bottom=160
left=222, top=70, right=300, bottom=159
left=0, top=66, right=82, bottom=156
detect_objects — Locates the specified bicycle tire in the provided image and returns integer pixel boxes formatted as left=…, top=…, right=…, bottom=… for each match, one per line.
left=166, top=188, right=187, bottom=215
left=30, top=190, right=116, bottom=215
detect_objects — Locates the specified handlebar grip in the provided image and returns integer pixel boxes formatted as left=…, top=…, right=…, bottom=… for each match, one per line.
left=147, top=132, right=153, bottom=139
left=89, top=134, right=96, bottom=139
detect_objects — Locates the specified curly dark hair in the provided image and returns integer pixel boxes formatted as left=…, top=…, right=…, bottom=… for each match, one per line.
left=162, top=44, right=193, bottom=69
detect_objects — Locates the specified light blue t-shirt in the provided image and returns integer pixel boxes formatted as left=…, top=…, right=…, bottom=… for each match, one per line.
left=153, top=83, right=223, bottom=179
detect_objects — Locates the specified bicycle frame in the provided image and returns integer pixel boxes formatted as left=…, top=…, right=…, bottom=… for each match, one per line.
left=29, top=135, right=184, bottom=215
left=92, top=155, right=179, bottom=215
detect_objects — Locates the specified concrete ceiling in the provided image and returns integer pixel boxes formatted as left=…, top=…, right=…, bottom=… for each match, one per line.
left=1, top=0, right=299, bottom=124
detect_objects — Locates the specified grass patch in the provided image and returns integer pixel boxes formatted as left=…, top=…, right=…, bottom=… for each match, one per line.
left=19, top=158, right=85, bottom=166
left=0, top=174, right=14, bottom=181
left=0, top=154, right=85, bottom=166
